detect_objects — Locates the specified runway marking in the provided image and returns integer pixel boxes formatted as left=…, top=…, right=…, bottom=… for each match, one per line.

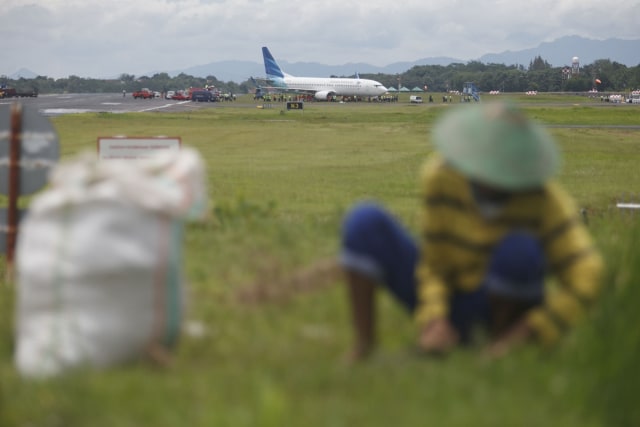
left=139, top=101, right=190, bottom=112
left=41, top=108, right=94, bottom=115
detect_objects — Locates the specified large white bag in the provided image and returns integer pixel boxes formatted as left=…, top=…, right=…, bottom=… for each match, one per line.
left=15, top=148, right=208, bottom=378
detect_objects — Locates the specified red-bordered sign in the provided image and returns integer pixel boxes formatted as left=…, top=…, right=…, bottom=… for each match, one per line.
left=97, top=136, right=181, bottom=160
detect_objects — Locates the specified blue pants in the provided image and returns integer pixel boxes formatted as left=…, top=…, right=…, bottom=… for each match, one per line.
left=340, top=202, right=545, bottom=342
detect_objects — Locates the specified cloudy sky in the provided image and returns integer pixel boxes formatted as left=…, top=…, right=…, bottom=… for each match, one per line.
left=2, top=0, right=639, bottom=80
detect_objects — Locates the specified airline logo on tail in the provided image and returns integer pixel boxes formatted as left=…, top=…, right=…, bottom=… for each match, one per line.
left=262, top=47, right=285, bottom=79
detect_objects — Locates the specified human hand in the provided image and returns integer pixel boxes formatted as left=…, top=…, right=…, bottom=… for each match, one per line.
left=418, top=318, right=459, bottom=356
left=485, top=319, right=533, bottom=360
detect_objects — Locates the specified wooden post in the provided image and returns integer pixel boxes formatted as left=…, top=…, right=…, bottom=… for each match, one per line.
left=6, top=102, right=22, bottom=281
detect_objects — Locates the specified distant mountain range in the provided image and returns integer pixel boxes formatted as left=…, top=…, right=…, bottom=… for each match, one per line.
left=8, top=67, right=39, bottom=79
left=8, top=36, right=639, bottom=82
left=170, top=36, right=640, bottom=83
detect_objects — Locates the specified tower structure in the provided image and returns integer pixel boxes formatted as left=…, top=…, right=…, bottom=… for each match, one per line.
left=571, top=56, right=580, bottom=75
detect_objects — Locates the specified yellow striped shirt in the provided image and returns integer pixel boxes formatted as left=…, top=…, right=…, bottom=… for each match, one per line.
left=415, top=155, right=604, bottom=345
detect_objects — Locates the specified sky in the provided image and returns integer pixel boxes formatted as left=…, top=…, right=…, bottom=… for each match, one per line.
left=2, top=0, right=639, bottom=80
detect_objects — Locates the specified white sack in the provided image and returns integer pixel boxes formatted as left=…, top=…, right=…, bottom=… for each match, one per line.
left=15, top=148, right=208, bottom=378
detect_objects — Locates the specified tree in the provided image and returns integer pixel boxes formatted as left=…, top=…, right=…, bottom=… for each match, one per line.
left=529, top=56, right=551, bottom=71
left=3, top=59, right=638, bottom=95
left=564, top=76, right=592, bottom=92
left=119, top=73, right=136, bottom=82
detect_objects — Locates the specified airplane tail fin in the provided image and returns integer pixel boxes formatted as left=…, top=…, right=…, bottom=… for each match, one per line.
left=262, top=47, right=286, bottom=79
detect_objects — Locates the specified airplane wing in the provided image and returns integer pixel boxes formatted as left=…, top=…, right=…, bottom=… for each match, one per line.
left=250, top=76, right=316, bottom=96
left=250, top=76, right=285, bottom=92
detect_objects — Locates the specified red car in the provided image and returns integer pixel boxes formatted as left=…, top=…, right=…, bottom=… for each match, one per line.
left=132, top=89, right=154, bottom=99
left=171, top=92, right=190, bottom=101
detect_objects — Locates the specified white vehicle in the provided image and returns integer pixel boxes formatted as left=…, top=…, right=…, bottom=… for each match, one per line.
left=165, top=91, right=175, bottom=99
left=261, top=47, right=388, bottom=101
left=410, top=95, right=423, bottom=103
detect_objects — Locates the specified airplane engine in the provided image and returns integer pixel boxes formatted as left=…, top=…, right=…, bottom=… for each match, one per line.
left=314, top=90, right=335, bottom=101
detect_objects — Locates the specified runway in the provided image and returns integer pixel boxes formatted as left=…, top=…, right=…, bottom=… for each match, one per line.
left=2, top=93, right=639, bottom=131
left=0, top=93, right=249, bottom=117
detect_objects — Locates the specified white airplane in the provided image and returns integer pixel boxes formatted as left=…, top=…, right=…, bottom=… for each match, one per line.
left=261, top=46, right=388, bottom=101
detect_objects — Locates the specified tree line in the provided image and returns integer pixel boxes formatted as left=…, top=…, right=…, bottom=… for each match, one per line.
left=367, top=57, right=640, bottom=93
left=2, top=57, right=639, bottom=95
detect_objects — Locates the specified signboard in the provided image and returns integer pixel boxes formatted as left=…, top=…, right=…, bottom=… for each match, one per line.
left=97, top=136, right=181, bottom=160
left=0, top=103, right=59, bottom=269
left=0, top=104, right=59, bottom=195
left=286, top=101, right=304, bottom=111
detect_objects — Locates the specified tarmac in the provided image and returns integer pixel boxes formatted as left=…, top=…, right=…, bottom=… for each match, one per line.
left=1, top=93, right=639, bottom=131
left=0, top=93, right=252, bottom=117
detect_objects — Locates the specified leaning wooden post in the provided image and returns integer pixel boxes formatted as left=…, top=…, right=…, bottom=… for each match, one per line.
left=5, top=102, right=22, bottom=282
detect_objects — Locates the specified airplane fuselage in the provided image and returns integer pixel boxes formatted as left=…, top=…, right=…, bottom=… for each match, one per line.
left=262, top=47, right=388, bottom=100
left=271, top=76, right=388, bottom=98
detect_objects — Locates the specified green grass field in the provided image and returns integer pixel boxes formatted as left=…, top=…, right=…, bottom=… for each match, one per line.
left=1, top=96, right=640, bottom=426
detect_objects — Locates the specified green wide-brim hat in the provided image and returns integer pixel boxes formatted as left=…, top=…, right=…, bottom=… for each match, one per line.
left=432, top=102, right=560, bottom=190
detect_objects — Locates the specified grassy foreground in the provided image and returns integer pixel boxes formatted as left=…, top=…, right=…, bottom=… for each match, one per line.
left=1, top=98, right=640, bottom=426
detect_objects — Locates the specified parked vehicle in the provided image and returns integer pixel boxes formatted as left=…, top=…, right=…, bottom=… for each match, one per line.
left=171, top=92, right=190, bottom=101
left=132, top=88, right=154, bottom=99
left=191, top=90, right=215, bottom=102
left=409, top=95, right=423, bottom=104
left=0, top=87, right=38, bottom=98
